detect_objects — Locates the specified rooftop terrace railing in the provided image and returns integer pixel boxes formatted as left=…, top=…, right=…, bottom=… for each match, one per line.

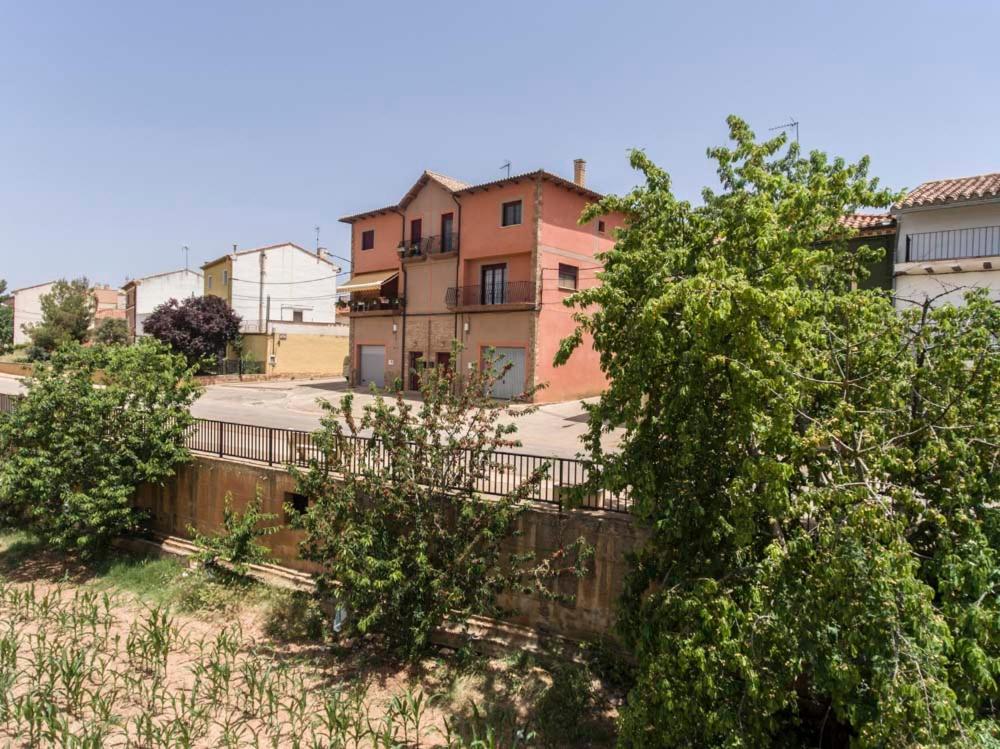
left=904, top=225, right=1000, bottom=263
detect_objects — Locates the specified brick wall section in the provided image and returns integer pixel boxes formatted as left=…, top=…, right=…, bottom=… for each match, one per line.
left=403, top=315, right=457, bottom=363
left=134, top=454, right=647, bottom=640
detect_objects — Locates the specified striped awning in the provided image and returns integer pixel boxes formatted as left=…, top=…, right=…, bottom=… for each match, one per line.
left=338, top=270, right=399, bottom=292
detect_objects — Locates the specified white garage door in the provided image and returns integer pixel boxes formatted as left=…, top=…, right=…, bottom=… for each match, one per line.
left=489, top=347, right=526, bottom=399
left=359, top=345, right=385, bottom=389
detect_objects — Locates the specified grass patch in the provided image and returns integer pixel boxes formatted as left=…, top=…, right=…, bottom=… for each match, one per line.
left=0, top=528, right=46, bottom=572
left=89, top=554, right=187, bottom=605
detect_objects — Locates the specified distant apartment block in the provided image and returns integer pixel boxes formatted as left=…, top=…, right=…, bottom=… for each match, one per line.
left=891, top=172, right=1000, bottom=306
left=122, top=269, right=203, bottom=340
left=338, top=161, right=622, bottom=402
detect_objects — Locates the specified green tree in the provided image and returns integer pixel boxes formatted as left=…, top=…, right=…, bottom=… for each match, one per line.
left=290, top=347, right=591, bottom=658
left=93, top=317, right=130, bottom=346
left=188, top=489, right=280, bottom=577
left=24, top=277, right=96, bottom=360
left=560, top=118, right=1000, bottom=746
left=0, top=339, right=200, bottom=554
left=0, top=279, right=12, bottom=354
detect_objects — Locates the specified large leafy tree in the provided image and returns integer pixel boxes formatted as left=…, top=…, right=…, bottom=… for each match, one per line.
left=560, top=117, right=1000, bottom=746
left=143, top=295, right=241, bottom=367
left=0, top=279, right=11, bottom=354
left=24, top=277, right=95, bottom=359
left=0, top=339, right=200, bottom=553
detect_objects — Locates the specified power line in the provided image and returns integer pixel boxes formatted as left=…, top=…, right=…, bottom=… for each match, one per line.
left=229, top=274, right=340, bottom=285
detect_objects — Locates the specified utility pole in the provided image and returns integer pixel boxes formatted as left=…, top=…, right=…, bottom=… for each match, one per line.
left=258, top=250, right=266, bottom=333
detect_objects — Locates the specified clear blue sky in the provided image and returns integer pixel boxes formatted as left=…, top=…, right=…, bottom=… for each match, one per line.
left=2, top=1, right=999, bottom=290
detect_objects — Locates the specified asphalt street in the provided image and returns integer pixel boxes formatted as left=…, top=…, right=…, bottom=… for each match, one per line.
left=0, top=375, right=617, bottom=459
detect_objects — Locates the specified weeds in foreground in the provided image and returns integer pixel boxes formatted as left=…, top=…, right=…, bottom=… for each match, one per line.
left=0, top=575, right=539, bottom=747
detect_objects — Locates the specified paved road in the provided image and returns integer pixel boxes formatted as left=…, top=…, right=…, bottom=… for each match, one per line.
left=0, top=374, right=617, bottom=459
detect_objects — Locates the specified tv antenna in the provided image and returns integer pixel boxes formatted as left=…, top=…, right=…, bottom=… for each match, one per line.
left=769, top=117, right=799, bottom=145
left=499, top=160, right=511, bottom=178
left=314, top=225, right=321, bottom=251
left=181, top=245, right=190, bottom=271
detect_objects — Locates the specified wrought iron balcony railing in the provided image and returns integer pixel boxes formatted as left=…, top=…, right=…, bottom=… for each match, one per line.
left=445, top=281, right=536, bottom=307
left=397, top=233, right=460, bottom=259
left=903, top=225, right=1000, bottom=263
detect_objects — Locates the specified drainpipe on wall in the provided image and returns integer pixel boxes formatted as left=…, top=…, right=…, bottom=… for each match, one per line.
left=396, top=209, right=406, bottom=386
left=450, top=192, right=463, bottom=359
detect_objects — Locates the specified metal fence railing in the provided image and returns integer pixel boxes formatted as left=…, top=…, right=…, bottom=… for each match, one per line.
left=904, top=224, right=1000, bottom=263
left=0, top=395, right=630, bottom=513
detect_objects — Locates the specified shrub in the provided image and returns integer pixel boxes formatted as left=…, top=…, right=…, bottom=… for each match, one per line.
left=188, top=489, right=280, bottom=577
left=290, top=344, right=592, bottom=659
left=0, top=339, right=199, bottom=554
left=143, top=295, right=242, bottom=368
left=93, top=317, right=129, bottom=346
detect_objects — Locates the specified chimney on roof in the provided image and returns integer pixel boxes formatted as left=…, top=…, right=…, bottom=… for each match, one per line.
left=317, top=246, right=328, bottom=259
left=573, top=159, right=587, bottom=187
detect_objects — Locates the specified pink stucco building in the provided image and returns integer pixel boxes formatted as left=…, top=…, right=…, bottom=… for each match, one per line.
left=338, top=160, right=622, bottom=402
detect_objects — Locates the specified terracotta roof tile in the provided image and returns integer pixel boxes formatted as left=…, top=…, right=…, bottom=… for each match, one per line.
left=454, top=169, right=605, bottom=202
left=425, top=171, right=469, bottom=193
left=899, top=172, right=1000, bottom=209
left=839, top=213, right=897, bottom=236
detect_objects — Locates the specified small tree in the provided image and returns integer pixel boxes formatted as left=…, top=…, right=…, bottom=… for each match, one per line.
left=0, top=280, right=11, bottom=355
left=188, top=489, right=280, bottom=577
left=144, top=295, right=242, bottom=368
left=0, top=339, right=200, bottom=553
left=290, top=346, right=591, bottom=658
left=24, top=278, right=95, bottom=359
left=93, top=317, right=129, bottom=346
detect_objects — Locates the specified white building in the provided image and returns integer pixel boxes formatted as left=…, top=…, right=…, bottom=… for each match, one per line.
left=122, top=269, right=203, bottom=339
left=201, top=242, right=343, bottom=333
left=892, top=172, right=1000, bottom=307
left=11, top=281, right=55, bottom=347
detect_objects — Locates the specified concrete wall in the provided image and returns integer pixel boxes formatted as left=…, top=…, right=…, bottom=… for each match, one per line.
left=402, top=257, right=457, bottom=315
left=135, top=454, right=646, bottom=639
left=238, top=332, right=350, bottom=377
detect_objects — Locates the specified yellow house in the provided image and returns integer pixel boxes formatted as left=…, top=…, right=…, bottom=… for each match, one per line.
left=201, top=256, right=233, bottom=304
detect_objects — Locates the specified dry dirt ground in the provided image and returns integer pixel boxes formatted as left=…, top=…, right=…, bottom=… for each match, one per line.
left=0, top=532, right=621, bottom=748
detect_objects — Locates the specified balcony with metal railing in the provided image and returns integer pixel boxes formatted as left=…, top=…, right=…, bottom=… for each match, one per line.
left=343, top=293, right=404, bottom=314
left=397, top=233, right=460, bottom=261
left=903, top=225, right=1000, bottom=263
left=445, top=280, right=536, bottom=308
